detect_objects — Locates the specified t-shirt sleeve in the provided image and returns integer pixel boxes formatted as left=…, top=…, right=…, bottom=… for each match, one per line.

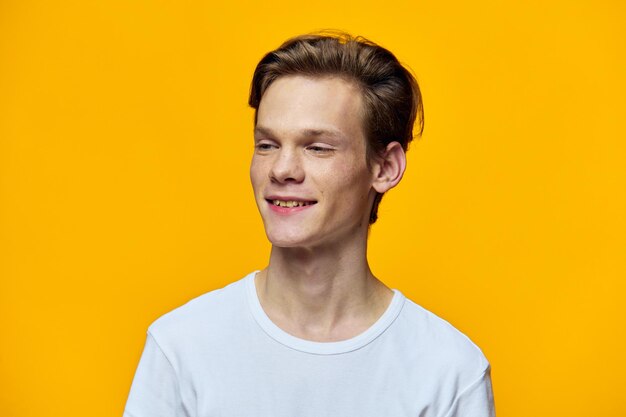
left=442, top=366, right=495, bottom=417
left=123, top=331, right=186, bottom=417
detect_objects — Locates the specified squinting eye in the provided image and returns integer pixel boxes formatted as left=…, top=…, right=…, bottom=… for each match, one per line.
left=255, top=143, right=275, bottom=151
left=308, top=146, right=334, bottom=153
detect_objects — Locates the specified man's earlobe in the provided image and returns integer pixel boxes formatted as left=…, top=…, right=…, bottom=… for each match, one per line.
left=372, top=141, right=407, bottom=194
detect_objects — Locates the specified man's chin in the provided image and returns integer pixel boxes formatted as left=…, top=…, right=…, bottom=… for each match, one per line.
left=268, top=238, right=310, bottom=249
left=265, top=230, right=315, bottom=249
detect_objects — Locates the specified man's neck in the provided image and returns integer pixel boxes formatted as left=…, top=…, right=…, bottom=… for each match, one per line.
left=255, top=239, right=394, bottom=343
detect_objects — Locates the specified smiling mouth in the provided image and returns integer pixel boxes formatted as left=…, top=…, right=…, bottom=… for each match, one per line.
left=266, top=199, right=317, bottom=208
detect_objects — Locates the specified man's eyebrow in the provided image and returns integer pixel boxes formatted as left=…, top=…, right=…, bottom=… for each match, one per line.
left=254, top=126, right=274, bottom=138
left=300, top=128, right=344, bottom=139
left=254, top=126, right=345, bottom=139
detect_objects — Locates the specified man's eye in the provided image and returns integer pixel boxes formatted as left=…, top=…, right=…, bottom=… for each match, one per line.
left=255, top=143, right=275, bottom=151
left=308, top=146, right=333, bottom=153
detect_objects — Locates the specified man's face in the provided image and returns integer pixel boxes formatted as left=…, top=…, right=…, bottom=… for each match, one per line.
left=250, top=75, right=376, bottom=249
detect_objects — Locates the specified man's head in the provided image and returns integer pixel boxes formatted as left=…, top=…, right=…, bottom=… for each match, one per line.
left=249, top=31, right=424, bottom=224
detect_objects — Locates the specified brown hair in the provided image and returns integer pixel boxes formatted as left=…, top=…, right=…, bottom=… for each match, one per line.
left=249, top=31, right=424, bottom=224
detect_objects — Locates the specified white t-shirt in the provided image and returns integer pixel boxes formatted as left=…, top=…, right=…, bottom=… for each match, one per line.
left=123, top=272, right=495, bottom=417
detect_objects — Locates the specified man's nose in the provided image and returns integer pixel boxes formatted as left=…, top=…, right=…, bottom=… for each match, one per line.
left=269, top=148, right=304, bottom=184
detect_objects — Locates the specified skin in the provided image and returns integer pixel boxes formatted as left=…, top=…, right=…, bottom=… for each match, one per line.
left=250, top=75, right=407, bottom=342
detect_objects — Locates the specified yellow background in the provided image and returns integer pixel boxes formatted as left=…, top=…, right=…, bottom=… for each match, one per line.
left=1, top=0, right=624, bottom=416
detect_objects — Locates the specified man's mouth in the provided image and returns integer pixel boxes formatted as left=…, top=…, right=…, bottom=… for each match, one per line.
left=266, top=199, right=317, bottom=208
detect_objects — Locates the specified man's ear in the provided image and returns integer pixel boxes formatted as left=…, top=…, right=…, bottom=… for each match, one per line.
left=372, top=141, right=407, bottom=194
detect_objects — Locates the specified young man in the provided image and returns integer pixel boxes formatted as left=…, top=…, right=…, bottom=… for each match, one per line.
left=124, top=32, right=495, bottom=417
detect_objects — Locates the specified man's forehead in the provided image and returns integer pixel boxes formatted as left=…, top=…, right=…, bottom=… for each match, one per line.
left=255, top=76, right=366, bottom=141
left=259, top=75, right=362, bottom=109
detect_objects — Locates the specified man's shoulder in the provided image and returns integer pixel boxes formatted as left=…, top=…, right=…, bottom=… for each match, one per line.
left=147, top=271, right=254, bottom=343
left=395, top=295, right=490, bottom=375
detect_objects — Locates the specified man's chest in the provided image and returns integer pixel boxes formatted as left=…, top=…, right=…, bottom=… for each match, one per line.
left=178, top=348, right=445, bottom=417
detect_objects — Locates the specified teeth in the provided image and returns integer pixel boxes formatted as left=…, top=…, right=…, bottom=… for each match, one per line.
left=272, top=200, right=312, bottom=208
